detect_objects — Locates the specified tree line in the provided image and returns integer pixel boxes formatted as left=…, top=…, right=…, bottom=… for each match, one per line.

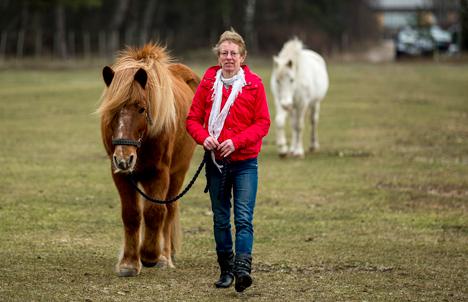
left=2, top=0, right=465, bottom=60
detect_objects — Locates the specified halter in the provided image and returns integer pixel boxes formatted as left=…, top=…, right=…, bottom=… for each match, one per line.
left=112, top=138, right=142, bottom=148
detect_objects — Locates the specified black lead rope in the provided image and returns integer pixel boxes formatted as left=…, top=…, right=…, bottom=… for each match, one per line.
left=127, top=151, right=210, bottom=205
left=202, top=153, right=231, bottom=201
left=218, top=158, right=231, bottom=201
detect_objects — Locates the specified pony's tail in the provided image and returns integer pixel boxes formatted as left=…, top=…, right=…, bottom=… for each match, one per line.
left=171, top=203, right=182, bottom=256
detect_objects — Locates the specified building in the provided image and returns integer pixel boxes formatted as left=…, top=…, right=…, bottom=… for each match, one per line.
left=370, top=0, right=460, bottom=37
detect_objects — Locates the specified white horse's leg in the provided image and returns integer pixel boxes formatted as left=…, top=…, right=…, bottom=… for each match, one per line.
left=275, top=106, right=288, bottom=157
left=288, top=109, right=297, bottom=155
left=290, top=106, right=306, bottom=158
left=309, top=101, right=321, bottom=152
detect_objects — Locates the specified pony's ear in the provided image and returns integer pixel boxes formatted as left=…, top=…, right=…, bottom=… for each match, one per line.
left=102, top=66, right=114, bottom=87
left=134, top=68, right=147, bottom=89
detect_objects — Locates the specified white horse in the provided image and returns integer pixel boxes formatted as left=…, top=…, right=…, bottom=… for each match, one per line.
left=271, top=38, right=329, bottom=158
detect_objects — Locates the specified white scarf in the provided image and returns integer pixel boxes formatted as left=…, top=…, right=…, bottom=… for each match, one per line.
left=208, top=68, right=246, bottom=170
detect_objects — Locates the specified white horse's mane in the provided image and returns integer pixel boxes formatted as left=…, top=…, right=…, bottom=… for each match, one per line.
left=277, top=38, right=303, bottom=62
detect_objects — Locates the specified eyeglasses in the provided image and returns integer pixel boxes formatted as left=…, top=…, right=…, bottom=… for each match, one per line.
left=220, top=51, right=240, bottom=58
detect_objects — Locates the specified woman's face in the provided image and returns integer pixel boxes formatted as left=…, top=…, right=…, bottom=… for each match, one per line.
left=218, top=41, right=245, bottom=78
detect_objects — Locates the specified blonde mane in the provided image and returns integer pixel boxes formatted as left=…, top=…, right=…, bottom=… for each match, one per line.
left=98, top=43, right=176, bottom=137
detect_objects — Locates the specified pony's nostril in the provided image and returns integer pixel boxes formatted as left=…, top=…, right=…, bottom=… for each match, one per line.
left=113, top=154, right=135, bottom=171
left=118, top=160, right=127, bottom=170
left=113, top=155, right=128, bottom=170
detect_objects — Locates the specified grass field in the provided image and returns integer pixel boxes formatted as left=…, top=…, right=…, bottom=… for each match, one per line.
left=0, top=60, right=467, bottom=301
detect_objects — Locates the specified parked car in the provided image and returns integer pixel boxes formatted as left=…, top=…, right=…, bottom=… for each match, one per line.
left=430, top=25, right=452, bottom=52
left=395, top=25, right=454, bottom=59
left=395, top=26, right=433, bottom=58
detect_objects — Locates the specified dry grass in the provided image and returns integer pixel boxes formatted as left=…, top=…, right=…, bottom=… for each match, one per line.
left=0, top=61, right=467, bottom=301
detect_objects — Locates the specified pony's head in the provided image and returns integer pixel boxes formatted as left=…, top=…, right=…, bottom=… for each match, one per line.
left=271, top=38, right=303, bottom=111
left=97, top=44, right=176, bottom=173
left=101, top=66, right=150, bottom=173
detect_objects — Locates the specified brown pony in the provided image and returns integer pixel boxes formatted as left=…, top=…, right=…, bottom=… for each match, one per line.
left=97, top=43, right=199, bottom=277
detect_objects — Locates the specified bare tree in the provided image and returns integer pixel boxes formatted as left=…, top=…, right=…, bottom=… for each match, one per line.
left=141, top=0, right=159, bottom=44
left=461, top=0, right=468, bottom=50
left=244, top=0, right=257, bottom=52
left=108, top=0, right=130, bottom=53
left=54, top=3, right=67, bottom=59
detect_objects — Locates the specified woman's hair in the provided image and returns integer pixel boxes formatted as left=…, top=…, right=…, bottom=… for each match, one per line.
left=212, top=28, right=247, bottom=57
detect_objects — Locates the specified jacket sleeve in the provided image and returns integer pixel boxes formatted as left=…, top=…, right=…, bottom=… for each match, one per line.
left=186, top=77, right=210, bottom=145
left=231, top=82, right=271, bottom=150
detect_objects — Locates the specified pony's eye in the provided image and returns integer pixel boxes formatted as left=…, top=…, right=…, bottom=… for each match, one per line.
left=138, top=107, right=145, bottom=114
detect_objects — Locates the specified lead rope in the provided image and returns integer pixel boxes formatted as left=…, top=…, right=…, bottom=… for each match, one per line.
left=203, top=154, right=231, bottom=201
left=127, top=151, right=210, bottom=204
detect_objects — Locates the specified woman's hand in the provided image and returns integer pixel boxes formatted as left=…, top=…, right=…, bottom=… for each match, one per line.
left=218, top=139, right=235, bottom=158
left=203, top=136, right=219, bottom=151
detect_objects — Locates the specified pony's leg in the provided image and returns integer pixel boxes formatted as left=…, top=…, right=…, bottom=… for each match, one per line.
left=112, top=174, right=142, bottom=277
left=139, top=173, right=169, bottom=268
left=158, top=171, right=184, bottom=268
left=309, top=101, right=321, bottom=152
left=140, top=202, right=166, bottom=267
left=275, top=105, right=289, bottom=157
left=159, top=202, right=180, bottom=268
left=290, top=107, right=306, bottom=158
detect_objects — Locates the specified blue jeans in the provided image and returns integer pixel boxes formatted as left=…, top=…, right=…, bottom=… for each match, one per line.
left=206, top=157, right=258, bottom=255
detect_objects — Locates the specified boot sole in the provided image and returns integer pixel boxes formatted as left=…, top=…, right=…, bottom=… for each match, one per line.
left=235, top=274, right=252, bottom=292
left=215, top=282, right=233, bottom=288
left=215, top=275, right=234, bottom=288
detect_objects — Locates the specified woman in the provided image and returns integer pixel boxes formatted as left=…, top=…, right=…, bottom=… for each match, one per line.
left=186, top=29, right=270, bottom=292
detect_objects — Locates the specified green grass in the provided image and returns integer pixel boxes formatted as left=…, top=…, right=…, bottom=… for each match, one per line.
left=0, top=61, right=467, bottom=301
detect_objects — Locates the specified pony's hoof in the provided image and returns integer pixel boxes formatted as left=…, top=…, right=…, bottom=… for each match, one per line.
left=117, top=267, right=139, bottom=277
left=155, top=255, right=175, bottom=269
left=278, top=153, right=288, bottom=159
left=141, top=260, right=158, bottom=268
left=156, top=256, right=168, bottom=269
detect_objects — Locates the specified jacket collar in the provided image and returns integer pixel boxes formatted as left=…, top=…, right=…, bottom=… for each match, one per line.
left=206, top=65, right=253, bottom=84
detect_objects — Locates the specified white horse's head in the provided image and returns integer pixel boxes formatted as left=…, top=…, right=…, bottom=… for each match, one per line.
left=272, top=56, right=296, bottom=111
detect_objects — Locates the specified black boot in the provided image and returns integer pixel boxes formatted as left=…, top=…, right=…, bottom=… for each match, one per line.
left=214, top=251, right=234, bottom=288
left=234, top=254, right=252, bottom=292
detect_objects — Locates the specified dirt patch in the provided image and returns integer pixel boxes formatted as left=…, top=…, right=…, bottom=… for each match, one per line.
left=324, top=149, right=374, bottom=158
left=377, top=181, right=468, bottom=211
left=256, top=261, right=395, bottom=274
left=377, top=182, right=468, bottom=199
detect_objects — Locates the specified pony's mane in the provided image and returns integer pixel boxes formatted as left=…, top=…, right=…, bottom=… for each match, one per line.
left=98, top=43, right=176, bottom=137
left=278, top=38, right=303, bottom=62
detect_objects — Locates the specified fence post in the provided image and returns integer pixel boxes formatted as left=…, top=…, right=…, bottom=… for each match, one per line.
left=17, top=30, right=25, bottom=59
left=83, top=32, right=91, bottom=59
left=0, top=30, right=7, bottom=61
left=99, top=31, right=106, bottom=58
left=35, top=30, right=42, bottom=58
left=109, top=30, right=119, bottom=57
left=68, top=31, right=75, bottom=58
left=124, top=29, right=132, bottom=47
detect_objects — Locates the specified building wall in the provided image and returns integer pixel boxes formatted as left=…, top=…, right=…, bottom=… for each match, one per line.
left=371, top=0, right=460, bottom=37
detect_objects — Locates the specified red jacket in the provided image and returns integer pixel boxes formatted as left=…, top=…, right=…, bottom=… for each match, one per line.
left=186, top=65, right=270, bottom=161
